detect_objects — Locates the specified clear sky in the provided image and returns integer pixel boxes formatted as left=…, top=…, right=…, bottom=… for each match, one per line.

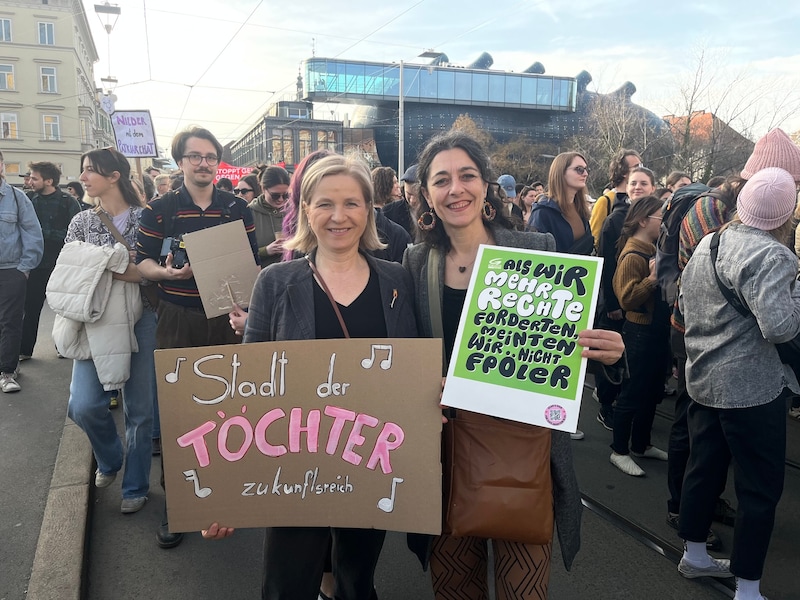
left=83, top=0, right=800, bottom=156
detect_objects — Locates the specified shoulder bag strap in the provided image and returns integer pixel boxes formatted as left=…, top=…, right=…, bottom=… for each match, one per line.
left=427, top=247, right=444, bottom=339
left=709, top=231, right=749, bottom=318
left=94, top=206, right=132, bottom=251
left=426, top=247, right=449, bottom=376
left=304, top=255, right=350, bottom=338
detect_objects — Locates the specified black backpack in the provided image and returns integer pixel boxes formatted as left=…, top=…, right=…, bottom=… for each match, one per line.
left=655, top=182, right=714, bottom=305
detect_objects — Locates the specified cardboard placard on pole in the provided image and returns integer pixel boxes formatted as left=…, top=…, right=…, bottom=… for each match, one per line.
left=110, top=110, right=158, bottom=158
left=440, top=245, right=602, bottom=433
left=156, top=338, right=443, bottom=534
left=181, top=220, right=261, bottom=318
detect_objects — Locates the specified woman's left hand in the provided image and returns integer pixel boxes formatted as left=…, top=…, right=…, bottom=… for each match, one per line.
left=577, top=329, right=624, bottom=365
left=201, top=522, right=235, bottom=540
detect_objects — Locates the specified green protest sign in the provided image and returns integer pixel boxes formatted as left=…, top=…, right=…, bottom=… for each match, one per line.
left=441, top=245, right=602, bottom=432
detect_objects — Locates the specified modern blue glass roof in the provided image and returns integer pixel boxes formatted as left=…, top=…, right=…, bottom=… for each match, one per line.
left=303, top=58, right=576, bottom=112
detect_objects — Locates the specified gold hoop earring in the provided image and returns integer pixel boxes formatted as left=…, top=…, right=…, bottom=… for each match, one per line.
left=482, top=201, right=496, bottom=222
left=417, top=209, right=437, bottom=231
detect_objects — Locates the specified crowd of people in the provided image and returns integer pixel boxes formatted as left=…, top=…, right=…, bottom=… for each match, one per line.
left=1, top=121, right=799, bottom=600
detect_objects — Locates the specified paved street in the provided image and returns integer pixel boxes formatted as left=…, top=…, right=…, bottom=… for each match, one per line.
left=3, top=306, right=800, bottom=599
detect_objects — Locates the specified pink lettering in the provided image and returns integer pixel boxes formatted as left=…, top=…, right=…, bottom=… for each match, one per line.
left=289, top=408, right=321, bottom=453
left=324, top=406, right=356, bottom=455
left=254, top=408, right=287, bottom=457
left=342, top=413, right=379, bottom=466
left=176, top=420, right=217, bottom=467
left=366, top=422, right=405, bottom=474
left=217, top=415, right=253, bottom=461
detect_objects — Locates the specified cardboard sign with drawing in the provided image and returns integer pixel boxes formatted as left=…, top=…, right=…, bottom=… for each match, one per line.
left=440, top=245, right=602, bottom=433
left=156, top=338, right=443, bottom=534
left=181, top=220, right=261, bottom=319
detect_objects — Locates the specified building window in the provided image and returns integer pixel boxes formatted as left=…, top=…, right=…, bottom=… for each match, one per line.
left=3, top=161, right=20, bottom=177
left=38, top=22, right=54, bottom=45
left=40, top=66, right=57, bottom=92
left=299, top=129, right=312, bottom=160
left=80, top=118, right=90, bottom=144
left=1, top=113, right=18, bottom=139
left=317, top=130, right=337, bottom=152
left=0, top=64, right=13, bottom=90
left=0, top=19, right=11, bottom=42
left=43, top=114, right=60, bottom=140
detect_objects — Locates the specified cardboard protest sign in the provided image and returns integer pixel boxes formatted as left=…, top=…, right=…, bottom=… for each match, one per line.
left=181, top=220, right=260, bottom=319
left=110, top=110, right=158, bottom=158
left=440, top=245, right=602, bottom=433
left=156, top=338, right=443, bottom=534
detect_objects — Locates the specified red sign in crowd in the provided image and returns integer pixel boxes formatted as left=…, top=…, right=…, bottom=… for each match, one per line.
left=214, top=161, right=288, bottom=186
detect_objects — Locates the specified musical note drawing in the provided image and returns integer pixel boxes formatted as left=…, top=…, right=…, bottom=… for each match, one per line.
left=377, top=477, right=403, bottom=513
left=361, top=344, right=393, bottom=370
left=165, top=357, right=186, bottom=384
left=183, top=469, right=212, bottom=499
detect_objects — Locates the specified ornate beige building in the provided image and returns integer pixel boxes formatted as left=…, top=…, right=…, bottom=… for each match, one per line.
left=0, top=0, right=113, bottom=182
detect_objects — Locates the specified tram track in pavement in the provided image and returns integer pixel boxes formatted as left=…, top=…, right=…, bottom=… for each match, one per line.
left=578, top=492, right=735, bottom=598
left=579, top=383, right=740, bottom=597
left=580, top=380, right=800, bottom=597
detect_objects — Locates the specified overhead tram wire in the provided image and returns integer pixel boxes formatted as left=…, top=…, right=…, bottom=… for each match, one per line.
left=219, top=0, right=429, bottom=146
left=171, top=0, right=265, bottom=137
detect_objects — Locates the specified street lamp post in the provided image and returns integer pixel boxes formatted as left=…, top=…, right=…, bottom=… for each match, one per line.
left=94, top=2, right=121, bottom=93
left=398, top=50, right=445, bottom=174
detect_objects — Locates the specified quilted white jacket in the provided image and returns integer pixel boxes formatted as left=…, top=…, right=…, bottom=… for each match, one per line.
left=46, top=240, right=143, bottom=390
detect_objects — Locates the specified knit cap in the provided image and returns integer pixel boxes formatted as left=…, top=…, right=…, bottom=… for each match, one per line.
left=741, top=128, right=800, bottom=182
left=736, top=167, right=797, bottom=231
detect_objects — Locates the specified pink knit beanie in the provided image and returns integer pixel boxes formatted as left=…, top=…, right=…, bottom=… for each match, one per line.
left=741, top=128, right=800, bottom=182
left=736, top=167, right=797, bottom=231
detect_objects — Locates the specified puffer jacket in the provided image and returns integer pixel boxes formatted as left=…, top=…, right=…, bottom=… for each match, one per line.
left=46, top=240, right=143, bottom=390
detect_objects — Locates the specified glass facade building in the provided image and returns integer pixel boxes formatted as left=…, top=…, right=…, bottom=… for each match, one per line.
left=304, top=58, right=576, bottom=112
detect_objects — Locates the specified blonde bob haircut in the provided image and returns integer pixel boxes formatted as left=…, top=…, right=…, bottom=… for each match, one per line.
left=285, top=154, right=386, bottom=254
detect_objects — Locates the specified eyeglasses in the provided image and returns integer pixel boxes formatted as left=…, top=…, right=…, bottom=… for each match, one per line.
left=182, top=154, right=220, bottom=167
left=269, top=191, right=290, bottom=202
left=647, top=215, right=663, bottom=221
left=234, top=188, right=253, bottom=194
left=571, top=166, right=590, bottom=176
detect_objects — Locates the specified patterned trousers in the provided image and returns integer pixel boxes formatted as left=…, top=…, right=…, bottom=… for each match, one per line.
left=430, top=534, right=551, bottom=600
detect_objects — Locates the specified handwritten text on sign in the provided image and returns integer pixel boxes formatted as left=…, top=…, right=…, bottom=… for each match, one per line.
left=441, top=246, right=602, bottom=432
left=110, top=110, right=158, bottom=158
left=155, top=338, right=443, bottom=534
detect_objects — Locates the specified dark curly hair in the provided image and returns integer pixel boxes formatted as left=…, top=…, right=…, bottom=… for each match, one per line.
left=608, top=148, right=642, bottom=188
left=415, top=130, right=513, bottom=252
left=371, top=166, right=397, bottom=207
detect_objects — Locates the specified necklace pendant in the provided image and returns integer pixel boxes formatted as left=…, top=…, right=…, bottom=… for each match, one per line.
left=458, top=266, right=467, bottom=273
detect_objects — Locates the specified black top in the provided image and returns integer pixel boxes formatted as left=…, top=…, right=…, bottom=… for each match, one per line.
left=313, top=267, right=388, bottom=339
left=442, top=285, right=468, bottom=363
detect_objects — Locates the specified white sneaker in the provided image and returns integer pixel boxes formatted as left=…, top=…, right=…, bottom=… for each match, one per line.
left=570, top=429, right=585, bottom=440
left=0, top=373, right=21, bottom=393
left=632, top=445, right=668, bottom=461
left=610, top=452, right=645, bottom=476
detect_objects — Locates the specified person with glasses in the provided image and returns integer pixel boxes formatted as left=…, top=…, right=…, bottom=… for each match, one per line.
left=247, top=166, right=290, bottom=268
left=135, top=126, right=259, bottom=549
left=595, top=166, right=657, bottom=432
left=609, top=195, right=671, bottom=476
left=527, top=152, right=596, bottom=440
left=234, top=174, right=261, bottom=203
left=528, top=152, right=594, bottom=256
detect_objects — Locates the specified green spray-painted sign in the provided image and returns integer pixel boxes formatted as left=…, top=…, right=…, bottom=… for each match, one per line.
left=442, top=245, right=602, bottom=431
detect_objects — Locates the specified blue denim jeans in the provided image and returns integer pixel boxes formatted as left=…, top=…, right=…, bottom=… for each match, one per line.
left=67, top=309, right=156, bottom=499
